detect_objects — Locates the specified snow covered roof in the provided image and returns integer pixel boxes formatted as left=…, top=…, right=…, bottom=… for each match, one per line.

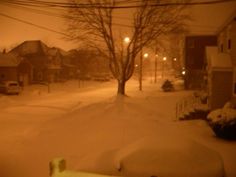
left=9, top=40, right=49, bottom=56
left=206, top=46, right=232, bottom=70
left=0, top=53, right=21, bottom=67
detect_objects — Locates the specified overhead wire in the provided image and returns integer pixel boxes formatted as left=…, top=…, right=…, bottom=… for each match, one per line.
left=1, top=0, right=236, bottom=9
left=0, top=0, right=233, bottom=36
left=0, top=2, right=134, bottom=28
left=0, top=1, right=133, bottom=22
left=0, top=12, right=71, bottom=37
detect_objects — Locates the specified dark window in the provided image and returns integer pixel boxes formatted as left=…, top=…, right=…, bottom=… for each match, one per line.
left=1, top=74, right=5, bottom=78
left=228, top=39, right=231, bottom=49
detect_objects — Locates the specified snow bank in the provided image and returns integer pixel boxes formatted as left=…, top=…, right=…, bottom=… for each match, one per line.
left=1, top=80, right=235, bottom=177
left=114, top=136, right=224, bottom=177
left=172, top=79, right=185, bottom=90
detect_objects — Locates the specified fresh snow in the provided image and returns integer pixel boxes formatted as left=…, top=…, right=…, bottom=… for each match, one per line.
left=206, top=46, right=232, bottom=70
left=207, top=102, right=236, bottom=123
left=0, top=79, right=236, bottom=177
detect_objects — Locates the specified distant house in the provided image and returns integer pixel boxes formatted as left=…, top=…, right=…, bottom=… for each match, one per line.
left=69, top=49, right=111, bottom=79
left=58, top=48, right=77, bottom=80
left=0, top=52, right=32, bottom=86
left=47, top=47, right=63, bottom=82
left=9, top=40, right=64, bottom=83
left=184, top=35, right=217, bottom=89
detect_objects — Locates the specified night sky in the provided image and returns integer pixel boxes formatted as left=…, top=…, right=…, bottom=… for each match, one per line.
left=0, top=0, right=236, bottom=51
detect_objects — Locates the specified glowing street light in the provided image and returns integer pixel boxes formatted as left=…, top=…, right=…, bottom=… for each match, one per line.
left=162, top=57, right=167, bottom=78
left=143, top=53, right=149, bottom=58
left=124, top=37, right=130, bottom=43
left=182, top=70, right=186, bottom=75
left=173, top=57, right=177, bottom=61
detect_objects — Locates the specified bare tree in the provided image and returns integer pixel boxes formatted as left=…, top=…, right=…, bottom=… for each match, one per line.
left=66, top=0, right=189, bottom=95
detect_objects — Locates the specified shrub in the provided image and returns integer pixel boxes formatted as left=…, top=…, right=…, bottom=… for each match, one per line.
left=161, top=80, right=174, bottom=92
left=207, top=102, right=236, bottom=140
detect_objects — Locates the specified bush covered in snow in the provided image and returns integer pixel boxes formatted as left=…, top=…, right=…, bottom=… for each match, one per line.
left=161, top=80, right=174, bottom=92
left=207, top=102, right=236, bottom=140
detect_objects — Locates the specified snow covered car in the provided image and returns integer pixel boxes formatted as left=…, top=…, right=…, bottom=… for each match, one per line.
left=0, top=81, right=21, bottom=95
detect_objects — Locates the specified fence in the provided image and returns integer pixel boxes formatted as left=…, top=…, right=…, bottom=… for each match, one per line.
left=175, top=95, right=202, bottom=120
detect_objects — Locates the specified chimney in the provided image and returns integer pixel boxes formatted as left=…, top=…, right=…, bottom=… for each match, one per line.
left=2, top=49, right=6, bottom=54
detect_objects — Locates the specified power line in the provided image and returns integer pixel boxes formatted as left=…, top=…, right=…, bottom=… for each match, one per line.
left=0, top=3, right=134, bottom=28
left=2, top=0, right=236, bottom=9
left=0, top=12, right=70, bottom=37
left=0, top=2, right=133, bottom=22
left=0, top=0, right=230, bottom=37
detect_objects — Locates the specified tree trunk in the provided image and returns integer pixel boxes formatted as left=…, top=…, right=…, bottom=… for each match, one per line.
left=117, top=79, right=126, bottom=95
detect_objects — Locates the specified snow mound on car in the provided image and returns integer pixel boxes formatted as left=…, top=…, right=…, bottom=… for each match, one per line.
left=114, top=136, right=224, bottom=177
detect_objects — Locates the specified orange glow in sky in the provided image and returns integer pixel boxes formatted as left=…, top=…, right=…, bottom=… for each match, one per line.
left=0, top=0, right=235, bottom=51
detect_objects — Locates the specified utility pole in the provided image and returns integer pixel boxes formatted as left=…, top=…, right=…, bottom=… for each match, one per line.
left=155, top=48, right=158, bottom=83
left=139, top=32, right=143, bottom=91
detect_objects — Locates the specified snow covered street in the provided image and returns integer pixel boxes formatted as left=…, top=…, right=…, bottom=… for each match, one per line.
left=0, top=79, right=236, bottom=177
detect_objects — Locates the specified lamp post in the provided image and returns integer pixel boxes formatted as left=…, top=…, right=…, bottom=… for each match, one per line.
left=162, top=57, right=167, bottom=78
left=154, top=54, right=158, bottom=83
left=139, top=49, right=143, bottom=91
left=139, top=52, right=149, bottom=91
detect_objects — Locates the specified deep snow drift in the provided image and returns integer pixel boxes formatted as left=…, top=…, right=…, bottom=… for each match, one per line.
left=0, top=79, right=236, bottom=177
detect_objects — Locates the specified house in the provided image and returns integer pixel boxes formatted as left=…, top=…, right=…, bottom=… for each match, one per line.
left=204, top=12, right=236, bottom=109
left=217, top=14, right=236, bottom=103
left=0, top=52, right=32, bottom=86
left=184, top=35, right=217, bottom=89
left=206, top=47, right=233, bottom=110
left=69, top=49, right=111, bottom=80
left=47, top=47, right=63, bottom=82
left=9, top=40, right=63, bottom=83
left=58, top=48, right=77, bottom=80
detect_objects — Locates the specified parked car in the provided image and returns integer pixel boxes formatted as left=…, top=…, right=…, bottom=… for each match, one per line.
left=0, top=81, right=21, bottom=95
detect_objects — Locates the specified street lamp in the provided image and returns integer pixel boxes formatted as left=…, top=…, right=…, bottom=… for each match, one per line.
left=124, top=37, right=130, bottom=43
left=162, top=57, right=167, bottom=78
left=143, top=53, right=149, bottom=58
left=154, top=54, right=158, bottom=83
